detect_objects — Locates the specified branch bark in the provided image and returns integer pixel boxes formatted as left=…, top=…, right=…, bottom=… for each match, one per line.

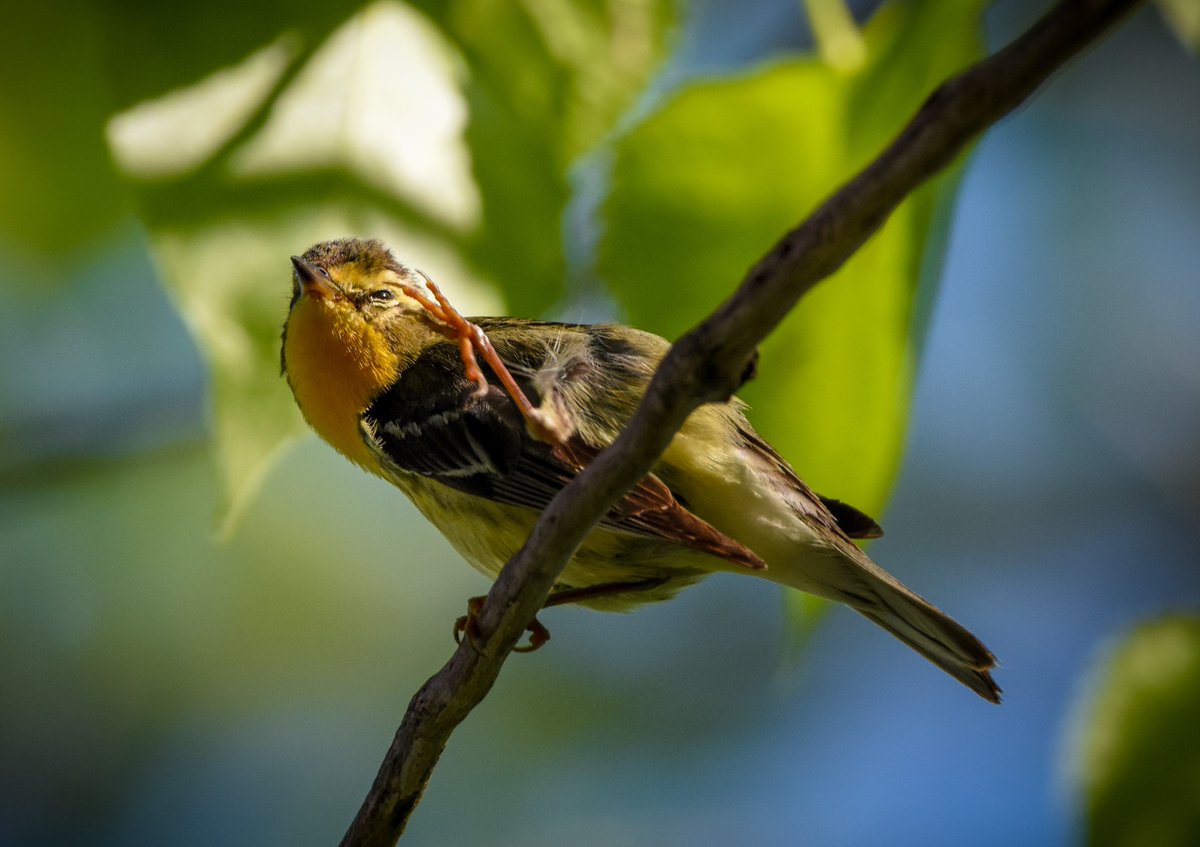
left=340, top=1, right=1144, bottom=844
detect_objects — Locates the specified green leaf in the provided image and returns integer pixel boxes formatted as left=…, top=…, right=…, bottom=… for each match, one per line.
left=804, top=0, right=867, bottom=71
left=601, top=0, right=984, bottom=525
left=105, top=1, right=483, bottom=531
left=0, top=1, right=129, bottom=256
left=100, top=0, right=361, bottom=110
left=1071, top=615, right=1200, bottom=847
left=97, top=0, right=675, bottom=529
left=439, top=0, right=677, bottom=314
left=1157, top=0, right=1200, bottom=52
left=149, top=226, right=307, bottom=537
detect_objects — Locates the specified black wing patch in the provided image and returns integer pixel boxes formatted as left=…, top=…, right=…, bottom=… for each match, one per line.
left=362, top=332, right=765, bottom=570
left=818, top=497, right=884, bottom=540
left=373, top=385, right=521, bottom=483
left=363, top=344, right=578, bottom=509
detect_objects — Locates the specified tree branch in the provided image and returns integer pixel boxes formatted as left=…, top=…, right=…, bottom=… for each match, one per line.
left=339, top=1, right=1144, bottom=844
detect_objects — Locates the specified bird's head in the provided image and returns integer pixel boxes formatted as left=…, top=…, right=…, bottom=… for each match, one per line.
left=287, top=238, right=428, bottom=330
left=282, top=238, right=440, bottom=375
left=280, top=239, right=441, bottom=459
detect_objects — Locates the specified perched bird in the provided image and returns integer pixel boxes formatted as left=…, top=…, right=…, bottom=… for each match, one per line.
left=281, top=237, right=1000, bottom=703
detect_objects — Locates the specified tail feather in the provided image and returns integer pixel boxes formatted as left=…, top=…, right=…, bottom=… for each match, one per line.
left=722, top=427, right=999, bottom=700
left=774, top=547, right=1001, bottom=703
left=855, top=602, right=1001, bottom=704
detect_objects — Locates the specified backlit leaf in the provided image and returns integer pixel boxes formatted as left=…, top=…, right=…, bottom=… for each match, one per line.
left=1071, top=615, right=1200, bottom=847
left=601, top=0, right=982, bottom=527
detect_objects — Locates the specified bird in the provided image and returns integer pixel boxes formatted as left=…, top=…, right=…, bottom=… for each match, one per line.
left=280, top=237, right=1000, bottom=703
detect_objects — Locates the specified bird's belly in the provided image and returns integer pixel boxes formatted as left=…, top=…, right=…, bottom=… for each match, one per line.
left=403, top=482, right=534, bottom=578
left=395, top=476, right=710, bottom=610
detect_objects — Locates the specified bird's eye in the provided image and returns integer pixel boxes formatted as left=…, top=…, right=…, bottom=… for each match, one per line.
left=369, top=288, right=394, bottom=303
left=317, top=266, right=332, bottom=280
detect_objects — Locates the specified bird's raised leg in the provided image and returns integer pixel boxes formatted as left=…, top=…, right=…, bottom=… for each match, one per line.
left=400, top=272, right=571, bottom=444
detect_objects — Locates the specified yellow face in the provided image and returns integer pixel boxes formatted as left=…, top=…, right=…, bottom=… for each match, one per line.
left=282, top=246, right=431, bottom=468
left=287, top=258, right=425, bottom=328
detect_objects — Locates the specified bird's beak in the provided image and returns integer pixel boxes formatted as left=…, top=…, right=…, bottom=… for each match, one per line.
left=291, top=256, right=336, bottom=300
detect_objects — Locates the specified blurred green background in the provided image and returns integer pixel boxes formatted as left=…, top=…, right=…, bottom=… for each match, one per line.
left=2, top=1, right=1198, bottom=845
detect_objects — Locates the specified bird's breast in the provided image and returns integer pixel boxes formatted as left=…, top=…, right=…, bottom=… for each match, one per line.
left=284, top=301, right=396, bottom=468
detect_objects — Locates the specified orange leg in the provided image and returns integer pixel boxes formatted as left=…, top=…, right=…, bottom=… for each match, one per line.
left=401, top=272, right=569, bottom=444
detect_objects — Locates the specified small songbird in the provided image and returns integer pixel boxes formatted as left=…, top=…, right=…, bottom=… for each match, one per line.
left=281, top=237, right=1000, bottom=703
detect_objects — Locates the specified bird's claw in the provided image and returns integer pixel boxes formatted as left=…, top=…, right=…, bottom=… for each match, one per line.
left=404, top=271, right=567, bottom=445
left=452, top=596, right=486, bottom=654
left=512, top=617, right=551, bottom=653
left=453, top=596, right=552, bottom=654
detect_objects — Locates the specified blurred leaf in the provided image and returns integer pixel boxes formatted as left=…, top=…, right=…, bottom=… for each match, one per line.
left=1072, top=615, right=1200, bottom=847
left=110, top=0, right=678, bottom=308
left=101, top=0, right=674, bottom=528
left=0, top=0, right=360, bottom=260
left=149, top=225, right=309, bottom=536
left=804, top=0, right=868, bottom=71
left=782, top=591, right=833, bottom=659
left=439, top=0, right=678, bottom=313
left=100, top=0, right=362, bottom=109
left=601, top=0, right=983, bottom=529
left=1157, top=0, right=1200, bottom=52
left=0, top=1, right=129, bottom=255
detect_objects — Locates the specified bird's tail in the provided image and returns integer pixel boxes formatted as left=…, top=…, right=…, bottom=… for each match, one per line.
left=775, top=547, right=1001, bottom=703
left=851, top=588, right=1001, bottom=704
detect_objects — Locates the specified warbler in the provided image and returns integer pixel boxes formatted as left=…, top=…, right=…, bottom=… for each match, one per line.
left=281, top=237, right=1000, bottom=703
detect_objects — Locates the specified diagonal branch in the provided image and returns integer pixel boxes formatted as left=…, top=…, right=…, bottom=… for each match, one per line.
left=339, top=1, right=1145, bottom=844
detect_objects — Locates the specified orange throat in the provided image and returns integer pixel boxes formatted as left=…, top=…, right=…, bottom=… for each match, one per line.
left=284, top=299, right=397, bottom=469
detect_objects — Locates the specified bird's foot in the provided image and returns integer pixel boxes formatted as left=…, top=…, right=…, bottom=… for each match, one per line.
left=452, top=595, right=552, bottom=654
left=401, top=271, right=567, bottom=444
left=452, top=596, right=486, bottom=653
left=513, top=617, right=551, bottom=653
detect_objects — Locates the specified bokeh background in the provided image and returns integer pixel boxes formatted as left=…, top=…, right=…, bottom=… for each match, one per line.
left=2, top=1, right=1198, bottom=845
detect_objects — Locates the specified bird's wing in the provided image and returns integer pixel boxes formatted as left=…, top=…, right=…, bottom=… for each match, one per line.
left=733, top=423, right=884, bottom=540
left=361, top=335, right=765, bottom=570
